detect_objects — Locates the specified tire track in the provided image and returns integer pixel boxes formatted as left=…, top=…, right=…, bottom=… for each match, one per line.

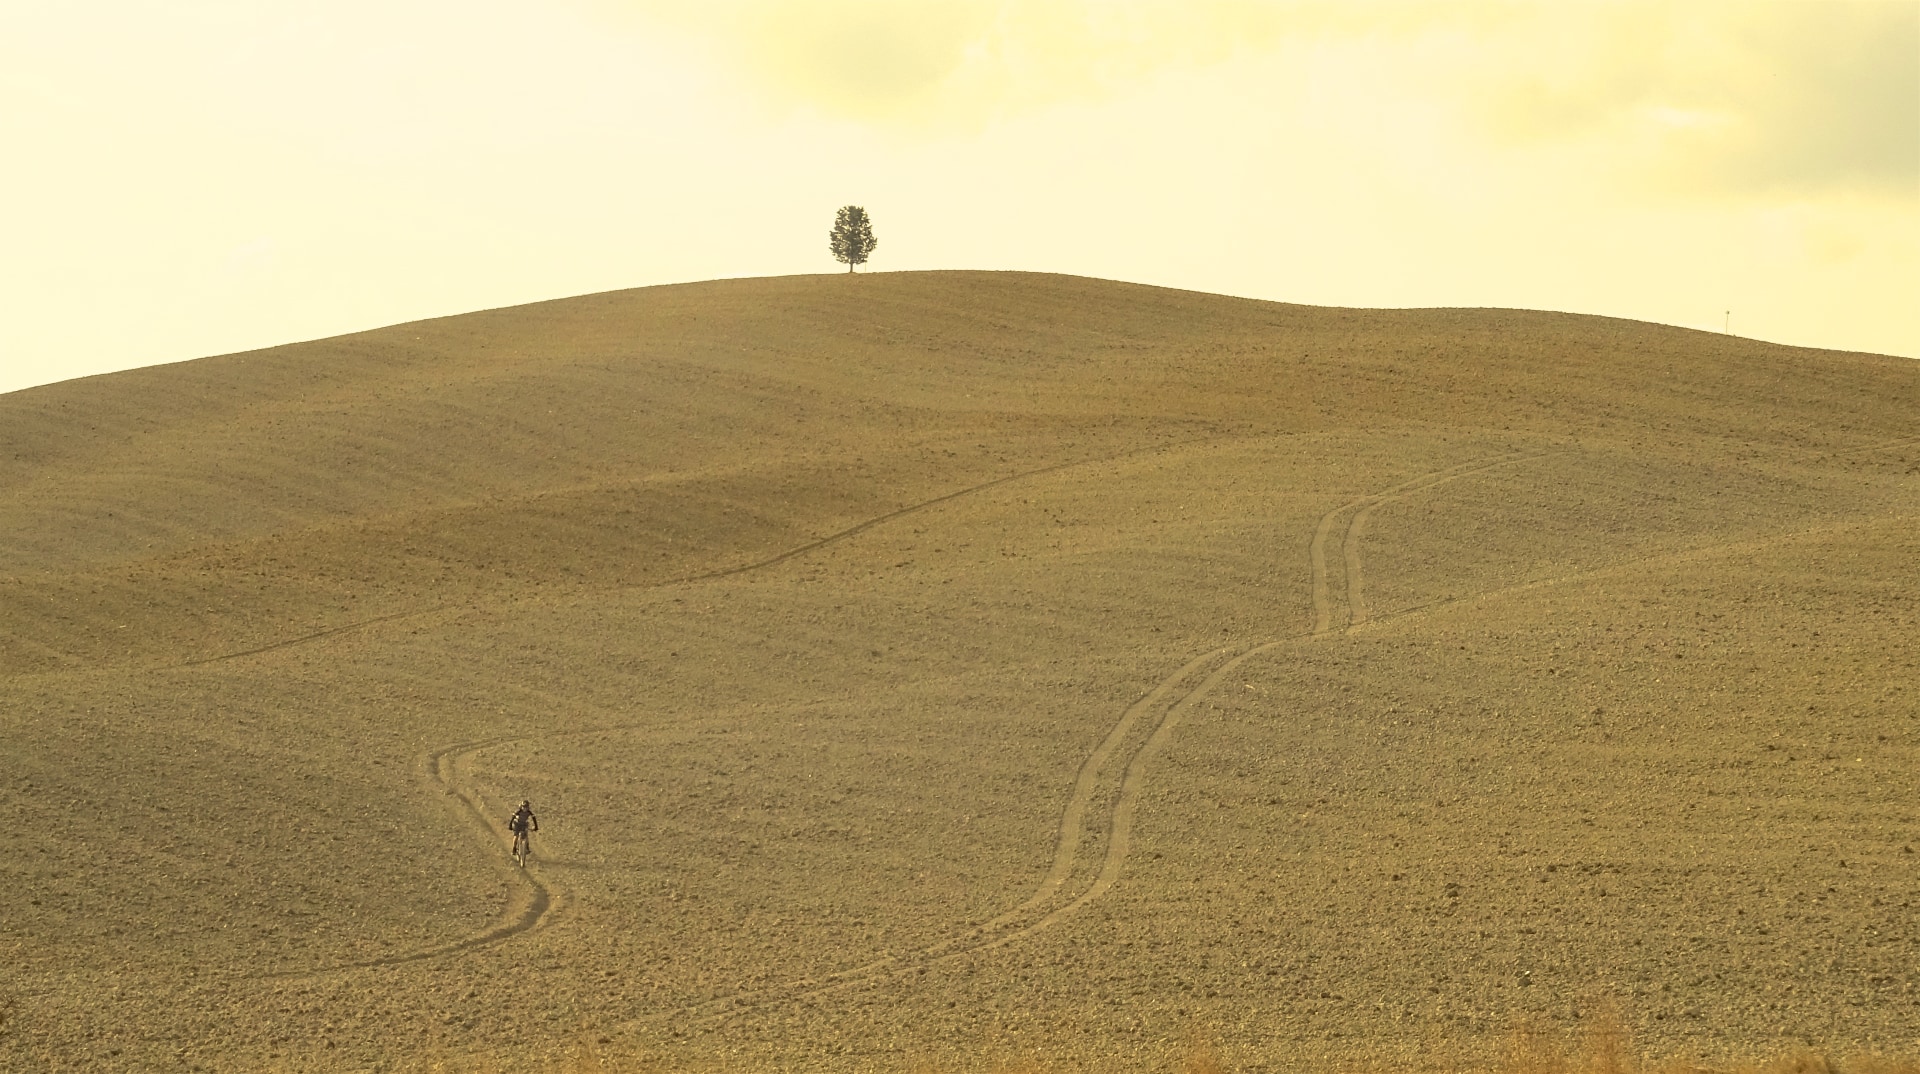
left=260, top=737, right=553, bottom=978
left=983, top=638, right=1288, bottom=941
left=337, top=430, right=1850, bottom=983
left=163, top=440, right=1218, bottom=673
left=1331, top=510, right=1919, bottom=637
left=635, top=644, right=1251, bottom=1025
left=1304, top=429, right=1907, bottom=638
left=856, top=456, right=1540, bottom=954
left=659, top=456, right=1547, bottom=1019
left=635, top=451, right=1555, bottom=1025
left=1312, top=453, right=1548, bottom=633
left=169, top=606, right=449, bottom=670
left=654, top=633, right=1320, bottom=1026
left=944, top=646, right=1233, bottom=939
left=1308, top=458, right=1501, bottom=634
left=1343, top=456, right=1552, bottom=627
left=144, top=429, right=1920, bottom=673
left=259, top=438, right=1234, bottom=977
left=1814, top=433, right=1920, bottom=461
left=288, top=446, right=1539, bottom=989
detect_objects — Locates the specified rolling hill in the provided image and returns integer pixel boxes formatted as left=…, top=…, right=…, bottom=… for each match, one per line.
left=2, top=271, right=1915, bottom=1072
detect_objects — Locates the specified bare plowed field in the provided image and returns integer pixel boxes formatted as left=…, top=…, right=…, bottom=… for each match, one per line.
left=1, top=273, right=1914, bottom=1072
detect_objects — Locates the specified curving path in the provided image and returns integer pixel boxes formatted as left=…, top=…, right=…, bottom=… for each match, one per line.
left=232, top=430, right=1914, bottom=986
left=624, top=645, right=1255, bottom=1024
left=163, top=429, right=1910, bottom=674
left=170, top=606, right=444, bottom=671
left=1310, top=453, right=1547, bottom=633
left=258, top=737, right=554, bottom=979
left=1816, top=433, right=1920, bottom=461
left=269, top=446, right=1545, bottom=992
left=258, top=438, right=1226, bottom=979
left=624, top=450, right=1552, bottom=1025
left=165, top=441, right=1215, bottom=674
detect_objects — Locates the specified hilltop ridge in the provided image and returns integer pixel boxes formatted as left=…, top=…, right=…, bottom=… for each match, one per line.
left=3, top=272, right=1910, bottom=676
left=3, top=272, right=1915, bottom=1072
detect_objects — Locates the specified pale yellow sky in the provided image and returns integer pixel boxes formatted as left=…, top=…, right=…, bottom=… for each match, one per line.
left=2, top=1, right=1915, bottom=395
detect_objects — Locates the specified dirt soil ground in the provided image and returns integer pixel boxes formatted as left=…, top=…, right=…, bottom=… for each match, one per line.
left=1, top=272, right=1915, bottom=1072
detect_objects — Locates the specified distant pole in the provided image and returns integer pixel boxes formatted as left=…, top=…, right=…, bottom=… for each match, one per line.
left=1725, top=310, right=1730, bottom=334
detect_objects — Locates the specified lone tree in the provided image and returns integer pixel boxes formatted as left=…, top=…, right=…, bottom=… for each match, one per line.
left=829, top=205, right=878, bottom=272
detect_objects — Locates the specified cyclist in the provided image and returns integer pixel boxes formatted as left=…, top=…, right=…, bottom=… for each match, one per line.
left=508, top=800, right=539, bottom=864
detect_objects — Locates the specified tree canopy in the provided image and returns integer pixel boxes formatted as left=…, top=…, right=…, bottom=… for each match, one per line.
left=829, top=206, right=878, bottom=272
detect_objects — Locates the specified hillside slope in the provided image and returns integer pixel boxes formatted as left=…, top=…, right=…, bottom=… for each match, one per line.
left=2, top=272, right=1915, bottom=1072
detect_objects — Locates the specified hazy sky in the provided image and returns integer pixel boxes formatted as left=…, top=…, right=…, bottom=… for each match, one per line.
left=3, top=1, right=1916, bottom=395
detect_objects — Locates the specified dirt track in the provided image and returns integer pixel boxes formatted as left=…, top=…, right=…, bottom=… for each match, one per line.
left=306, top=450, right=1547, bottom=997
left=1, top=272, right=1915, bottom=1072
